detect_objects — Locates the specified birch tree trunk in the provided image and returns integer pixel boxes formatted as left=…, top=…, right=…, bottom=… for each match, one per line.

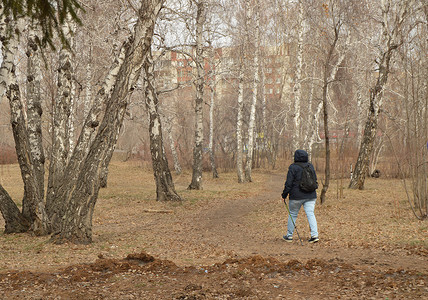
left=292, top=1, right=305, bottom=150
left=0, top=185, right=30, bottom=233
left=84, top=41, right=93, bottom=118
left=164, top=115, right=182, bottom=175
left=208, top=83, right=219, bottom=178
left=355, top=87, right=364, bottom=148
left=0, top=16, right=34, bottom=236
left=349, top=0, right=412, bottom=189
left=46, top=13, right=75, bottom=214
left=304, top=62, right=318, bottom=155
left=236, top=63, right=245, bottom=183
left=245, top=1, right=260, bottom=183
left=0, top=14, right=47, bottom=234
left=144, top=48, right=182, bottom=201
left=261, top=68, right=268, bottom=166
left=25, top=26, right=45, bottom=210
left=0, top=1, right=164, bottom=241
left=50, top=0, right=164, bottom=243
left=188, top=0, right=206, bottom=190
left=46, top=31, right=128, bottom=229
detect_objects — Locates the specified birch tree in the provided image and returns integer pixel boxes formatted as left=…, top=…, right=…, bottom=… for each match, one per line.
left=144, top=47, right=182, bottom=201
left=25, top=23, right=46, bottom=229
left=188, top=0, right=206, bottom=190
left=0, top=0, right=165, bottom=243
left=46, top=13, right=76, bottom=217
left=244, top=0, right=260, bottom=182
left=208, top=74, right=219, bottom=178
left=236, top=57, right=245, bottom=183
left=164, top=115, right=182, bottom=174
left=0, top=10, right=39, bottom=234
left=292, top=0, right=305, bottom=150
left=349, top=0, right=414, bottom=189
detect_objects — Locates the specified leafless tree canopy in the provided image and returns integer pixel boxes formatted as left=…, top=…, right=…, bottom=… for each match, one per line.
left=0, top=0, right=427, bottom=242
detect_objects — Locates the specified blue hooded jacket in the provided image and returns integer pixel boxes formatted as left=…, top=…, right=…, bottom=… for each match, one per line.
left=281, top=150, right=317, bottom=200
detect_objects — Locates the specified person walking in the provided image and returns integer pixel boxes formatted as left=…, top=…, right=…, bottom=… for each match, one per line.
left=281, top=149, right=319, bottom=243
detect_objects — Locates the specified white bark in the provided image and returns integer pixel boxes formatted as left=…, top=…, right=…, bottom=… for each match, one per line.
left=144, top=48, right=181, bottom=201
left=245, top=0, right=260, bottom=182
left=261, top=67, right=267, bottom=153
left=188, top=0, right=206, bottom=190
left=0, top=15, right=48, bottom=235
left=305, top=63, right=320, bottom=155
left=26, top=25, right=45, bottom=203
left=84, top=41, right=93, bottom=118
left=292, top=1, right=305, bottom=149
left=47, top=13, right=76, bottom=210
left=68, top=73, right=76, bottom=159
left=70, top=44, right=127, bottom=173
left=0, top=12, right=21, bottom=98
left=350, top=0, right=413, bottom=189
left=356, top=87, right=364, bottom=147
left=236, top=64, right=245, bottom=183
left=53, top=0, right=165, bottom=243
left=208, top=82, right=218, bottom=178
left=164, top=115, right=182, bottom=174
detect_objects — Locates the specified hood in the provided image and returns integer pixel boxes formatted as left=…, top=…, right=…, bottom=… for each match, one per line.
left=294, top=149, right=309, bottom=163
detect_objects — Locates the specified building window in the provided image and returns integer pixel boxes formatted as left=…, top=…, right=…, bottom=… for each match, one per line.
left=177, top=70, right=186, bottom=77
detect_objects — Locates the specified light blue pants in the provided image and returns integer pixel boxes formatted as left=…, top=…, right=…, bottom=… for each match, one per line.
left=286, top=198, right=318, bottom=238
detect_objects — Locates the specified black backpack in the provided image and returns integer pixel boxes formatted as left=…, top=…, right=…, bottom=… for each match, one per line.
left=295, top=162, right=318, bottom=193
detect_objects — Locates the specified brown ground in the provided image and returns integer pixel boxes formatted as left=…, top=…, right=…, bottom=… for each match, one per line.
left=0, top=161, right=427, bottom=299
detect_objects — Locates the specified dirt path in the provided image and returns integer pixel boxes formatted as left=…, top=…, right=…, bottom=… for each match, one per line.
left=180, top=174, right=427, bottom=273
left=1, top=172, right=427, bottom=299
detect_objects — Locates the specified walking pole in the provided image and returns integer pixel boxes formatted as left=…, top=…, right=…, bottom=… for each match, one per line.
left=283, top=199, right=303, bottom=246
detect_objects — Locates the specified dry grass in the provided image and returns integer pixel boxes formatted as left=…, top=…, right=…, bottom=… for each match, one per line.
left=0, top=160, right=426, bottom=274
left=0, top=160, right=269, bottom=272
left=265, top=176, right=428, bottom=251
left=1, top=160, right=427, bottom=299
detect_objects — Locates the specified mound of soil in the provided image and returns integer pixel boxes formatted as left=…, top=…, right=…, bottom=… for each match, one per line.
left=0, top=251, right=426, bottom=299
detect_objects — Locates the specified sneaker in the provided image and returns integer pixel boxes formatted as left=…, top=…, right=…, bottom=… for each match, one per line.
left=308, top=237, right=319, bottom=243
left=283, top=235, right=293, bottom=242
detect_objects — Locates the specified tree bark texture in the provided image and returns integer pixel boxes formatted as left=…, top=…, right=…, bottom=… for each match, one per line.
left=164, top=115, right=182, bottom=175
left=209, top=82, right=219, bottom=178
left=144, top=48, right=182, bottom=201
left=46, top=13, right=76, bottom=217
left=0, top=185, right=30, bottom=233
left=188, top=1, right=206, bottom=190
left=349, top=0, right=410, bottom=189
left=349, top=89, right=383, bottom=190
left=236, top=64, right=245, bottom=183
left=26, top=26, right=45, bottom=200
left=0, top=15, right=48, bottom=235
left=49, top=0, right=165, bottom=243
left=304, top=62, right=318, bottom=155
left=292, top=1, right=305, bottom=150
left=245, top=1, right=260, bottom=183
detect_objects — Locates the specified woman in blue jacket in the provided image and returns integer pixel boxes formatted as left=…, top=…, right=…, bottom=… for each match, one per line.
left=281, top=149, right=319, bottom=243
